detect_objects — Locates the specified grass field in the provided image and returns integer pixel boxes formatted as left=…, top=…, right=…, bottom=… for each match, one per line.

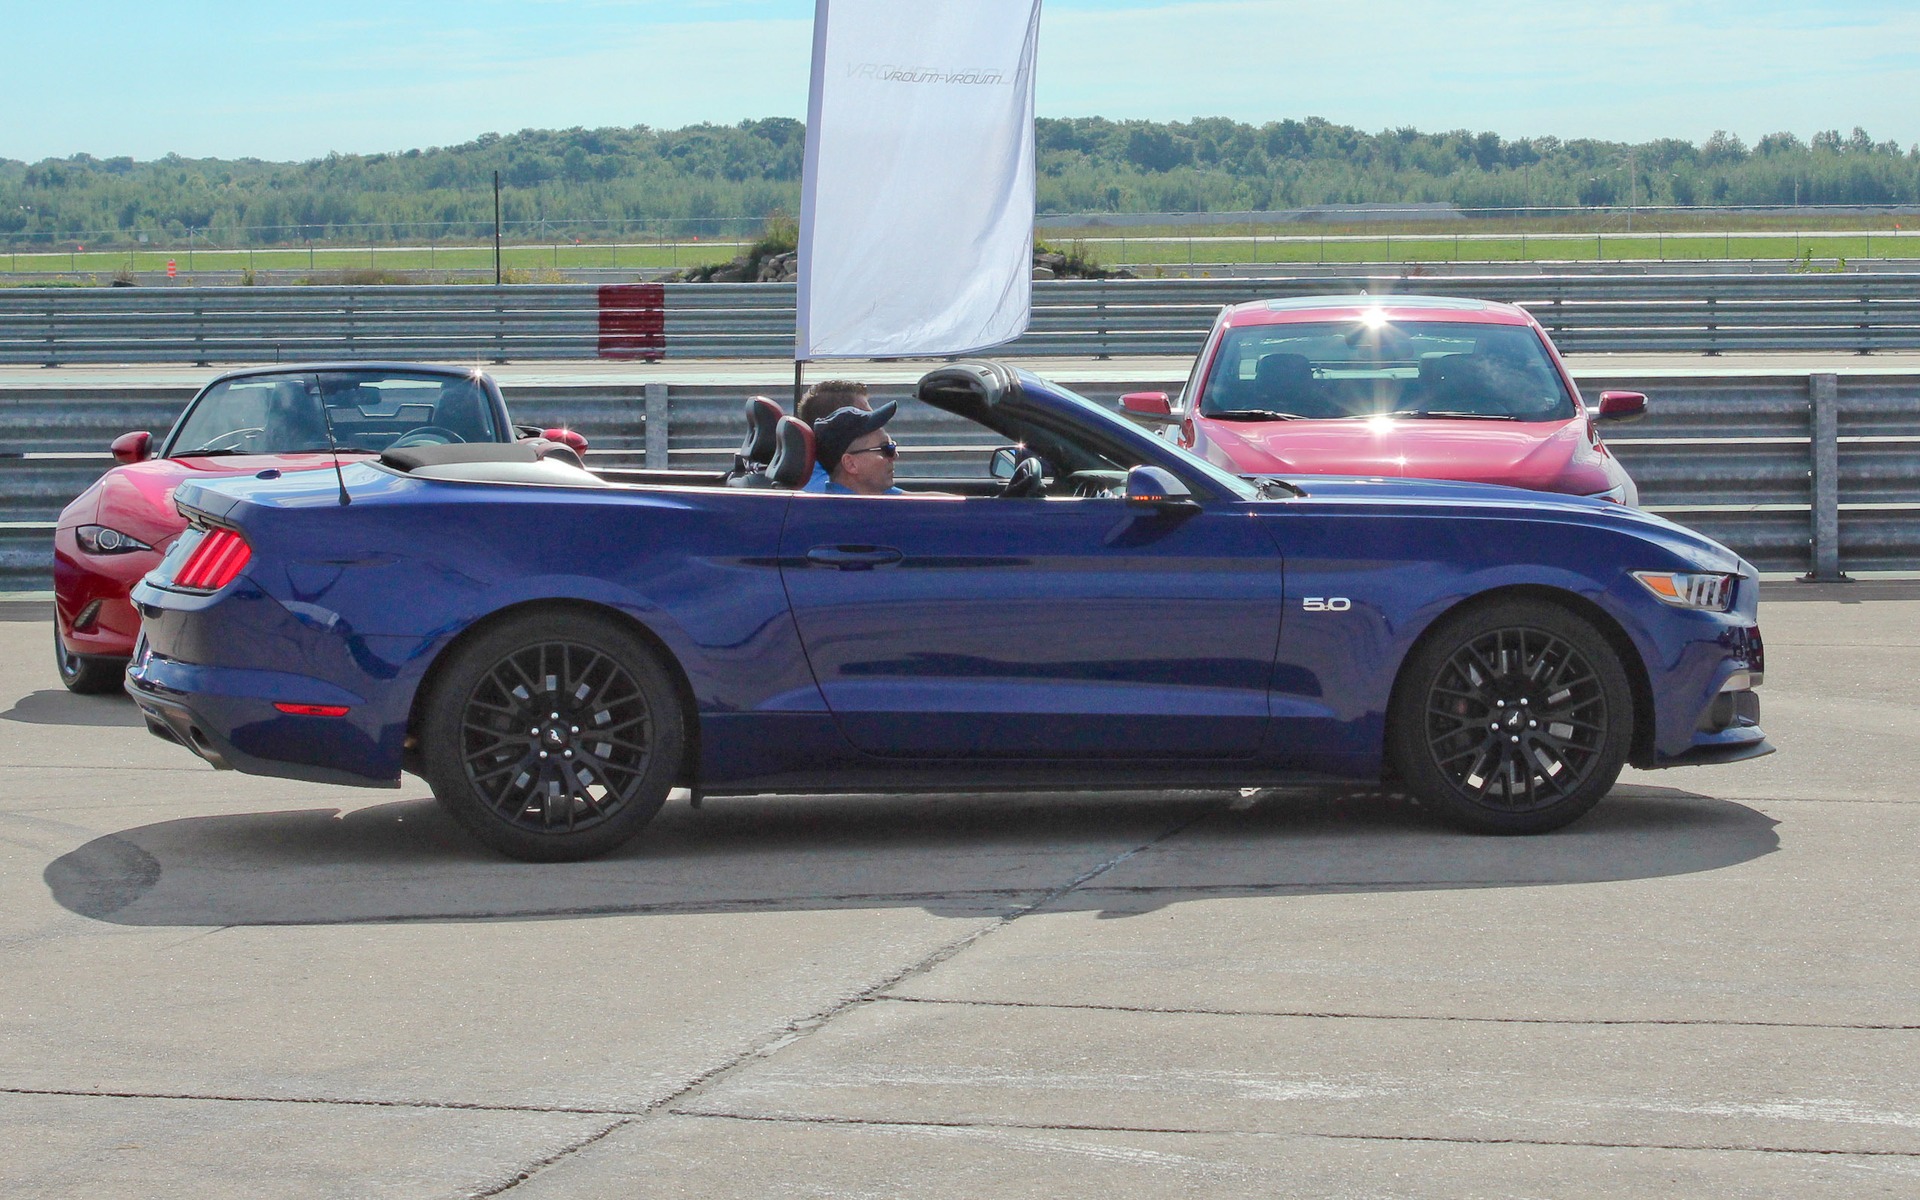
left=1074, top=230, right=1905, bottom=268
left=3, top=211, right=1917, bottom=281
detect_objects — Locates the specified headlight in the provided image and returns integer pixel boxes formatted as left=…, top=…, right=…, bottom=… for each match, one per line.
left=75, top=524, right=154, bottom=555
left=1587, top=485, right=1629, bottom=504
left=1632, top=570, right=1737, bottom=612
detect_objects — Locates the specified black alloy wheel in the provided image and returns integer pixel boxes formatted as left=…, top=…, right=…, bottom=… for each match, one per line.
left=54, top=623, right=126, bottom=695
left=421, top=612, right=684, bottom=861
left=1390, top=600, right=1632, bottom=834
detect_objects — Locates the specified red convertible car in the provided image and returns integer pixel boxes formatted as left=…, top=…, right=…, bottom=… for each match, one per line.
left=54, top=363, right=585, bottom=693
left=1121, top=295, right=1647, bottom=503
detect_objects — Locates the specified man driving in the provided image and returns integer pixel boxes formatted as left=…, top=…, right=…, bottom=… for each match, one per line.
left=811, top=401, right=904, bottom=495
left=797, top=379, right=871, bottom=492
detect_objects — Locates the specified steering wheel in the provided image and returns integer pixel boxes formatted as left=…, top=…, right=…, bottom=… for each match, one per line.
left=998, top=455, right=1047, bottom=498
left=387, top=426, right=469, bottom=449
left=194, top=427, right=265, bottom=452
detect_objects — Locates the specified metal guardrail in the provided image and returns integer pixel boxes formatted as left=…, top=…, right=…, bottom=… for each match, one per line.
left=7, top=274, right=1920, bottom=365
left=1, top=369, right=1915, bottom=589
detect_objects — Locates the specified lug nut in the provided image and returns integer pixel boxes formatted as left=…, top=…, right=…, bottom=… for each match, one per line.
left=1510, top=736, right=1520, bottom=743
left=538, top=750, right=549, bottom=759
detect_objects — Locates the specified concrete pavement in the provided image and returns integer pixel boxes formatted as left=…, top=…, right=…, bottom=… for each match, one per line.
left=1, top=588, right=1916, bottom=1197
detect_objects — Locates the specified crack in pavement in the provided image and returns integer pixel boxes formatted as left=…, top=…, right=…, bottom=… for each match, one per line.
left=482, top=802, right=1230, bottom=1195
left=472, top=1119, right=631, bottom=1199
left=880, top=995, right=1920, bottom=1031
left=0, top=1085, right=645, bottom=1117
left=664, top=1110, right=1920, bottom=1158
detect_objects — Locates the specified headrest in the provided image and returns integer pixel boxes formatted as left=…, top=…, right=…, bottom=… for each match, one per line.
left=766, top=416, right=816, bottom=489
left=739, top=395, right=784, bottom=465
left=1255, top=352, right=1313, bottom=386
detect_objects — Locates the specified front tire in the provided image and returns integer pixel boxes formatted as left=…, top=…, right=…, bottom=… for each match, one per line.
left=55, top=624, right=126, bottom=695
left=1389, top=600, right=1633, bottom=835
left=420, top=611, right=685, bottom=862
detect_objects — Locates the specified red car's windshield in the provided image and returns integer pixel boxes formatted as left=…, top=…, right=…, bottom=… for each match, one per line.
left=169, top=371, right=502, bottom=456
left=1201, top=320, right=1576, bottom=423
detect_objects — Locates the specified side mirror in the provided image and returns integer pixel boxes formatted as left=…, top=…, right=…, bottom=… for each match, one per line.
left=1592, top=391, right=1648, bottom=423
left=1125, top=465, right=1200, bottom=514
left=110, top=431, right=152, bottom=464
left=989, top=446, right=1020, bottom=479
left=1119, top=391, right=1174, bottom=420
left=543, top=427, right=590, bottom=452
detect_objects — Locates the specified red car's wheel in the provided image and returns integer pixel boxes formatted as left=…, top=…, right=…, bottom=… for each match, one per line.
left=54, top=623, right=126, bottom=695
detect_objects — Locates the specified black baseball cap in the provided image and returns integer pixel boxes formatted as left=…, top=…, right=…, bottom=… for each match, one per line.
left=811, top=400, right=898, bottom=473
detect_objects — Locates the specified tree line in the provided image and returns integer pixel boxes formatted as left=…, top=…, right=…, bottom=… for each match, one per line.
left=3, top=116, right=1917, bottom=245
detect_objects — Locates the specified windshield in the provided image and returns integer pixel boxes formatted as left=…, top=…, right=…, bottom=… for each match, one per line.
left=1200, top=320, right=1576, bottom=422
left=1017, top=373, right=1259, bottom=501
left=169, top=371, right=502, bottom=456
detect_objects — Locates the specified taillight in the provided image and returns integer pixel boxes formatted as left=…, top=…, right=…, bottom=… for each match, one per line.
left=174, top=528, right=252, bottom=592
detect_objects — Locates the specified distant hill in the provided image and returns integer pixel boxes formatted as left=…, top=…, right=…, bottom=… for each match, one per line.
left=2, top=117, right=1915, bottom=244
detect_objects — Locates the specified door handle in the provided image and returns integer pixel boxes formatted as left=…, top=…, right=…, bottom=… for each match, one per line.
left=806, top=545, right=904, bottom=570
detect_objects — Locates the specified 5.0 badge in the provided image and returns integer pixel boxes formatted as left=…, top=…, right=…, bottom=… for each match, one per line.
left=1302, top=597, right=1352, bottom=612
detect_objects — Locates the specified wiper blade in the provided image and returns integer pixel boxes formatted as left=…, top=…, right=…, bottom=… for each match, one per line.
left=1384, top=410, right=1520, bottom=422
left=1251, top=476, right=1305, bottom=498
left=1208, top=409, right=1305, bottom=421
left=173, top=447, right=249, bottom=457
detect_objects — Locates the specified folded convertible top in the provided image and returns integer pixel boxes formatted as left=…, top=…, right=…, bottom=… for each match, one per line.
left=380, top=442, right=543, bottom=472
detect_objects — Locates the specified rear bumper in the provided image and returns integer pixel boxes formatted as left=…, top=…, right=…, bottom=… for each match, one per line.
left=125, top=634, right=400, bottom=789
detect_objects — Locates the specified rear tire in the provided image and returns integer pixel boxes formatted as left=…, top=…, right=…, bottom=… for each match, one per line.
left=55, top=624, right=126, bottom=695
left=1389, top=599, right=1632, bottom=835
left=420, top=610, right=685, bottom=862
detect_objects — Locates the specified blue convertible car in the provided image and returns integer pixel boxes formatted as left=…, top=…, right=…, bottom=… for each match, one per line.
left=128, top=361, right=1769, bottom=861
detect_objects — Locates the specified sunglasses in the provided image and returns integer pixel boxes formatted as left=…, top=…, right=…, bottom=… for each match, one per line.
left=844, top=440, right=898, bottom=460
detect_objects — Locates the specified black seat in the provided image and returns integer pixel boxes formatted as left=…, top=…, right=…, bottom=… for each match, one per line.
left=431, top=381, right=492, bottom=442
left=1254, top=352, right=1338, bottom=417
left=728, top=416, right=814, bottom=489
left=726, top=396, right=784, bottom=482
left=1425, top=354, right=1508, bottom=414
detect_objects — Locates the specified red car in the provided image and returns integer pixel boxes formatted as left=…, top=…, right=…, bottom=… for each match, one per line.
left=54, top=363, right=586, bottom=693
left=1121, top=295, right=1646, bottom=503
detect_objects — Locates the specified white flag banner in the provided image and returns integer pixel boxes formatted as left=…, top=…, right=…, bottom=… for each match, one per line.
left=797, top=0, right=1042, bottom=360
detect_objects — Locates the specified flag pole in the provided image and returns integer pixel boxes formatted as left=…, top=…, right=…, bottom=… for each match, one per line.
left=793, top=359, right=806, bottom=410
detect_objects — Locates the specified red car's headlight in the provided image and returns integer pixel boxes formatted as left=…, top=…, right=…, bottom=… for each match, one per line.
left=75, top=524, right=155, bottom=555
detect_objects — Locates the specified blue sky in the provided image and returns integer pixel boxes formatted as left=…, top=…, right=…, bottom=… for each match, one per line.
left=6, top=1, right=1917, bottom=161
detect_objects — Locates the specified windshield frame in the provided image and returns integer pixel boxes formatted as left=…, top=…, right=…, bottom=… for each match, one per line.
left=164, top=369, right=506, bottom=459
left=1011, top=371, right=1260, bottom=502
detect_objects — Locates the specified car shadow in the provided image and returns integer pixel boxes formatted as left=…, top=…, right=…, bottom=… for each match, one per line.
left=3, top=688, right=145, bottom=727
left=45, top=783, right=1778, bottom=928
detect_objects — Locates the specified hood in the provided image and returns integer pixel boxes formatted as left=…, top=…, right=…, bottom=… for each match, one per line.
left=1268, top=474, right=1749, bottom=575
left=1201, top=415, right=1614, bottom=496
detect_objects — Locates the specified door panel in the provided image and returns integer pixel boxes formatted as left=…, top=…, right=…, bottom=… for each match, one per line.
left=779, top=494, right=1285, bottom=758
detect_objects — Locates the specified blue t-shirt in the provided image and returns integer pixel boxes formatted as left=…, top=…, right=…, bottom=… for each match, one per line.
left=802, top=462, right=831, bottom=492
left=810, top=473, right=904, bottom=496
